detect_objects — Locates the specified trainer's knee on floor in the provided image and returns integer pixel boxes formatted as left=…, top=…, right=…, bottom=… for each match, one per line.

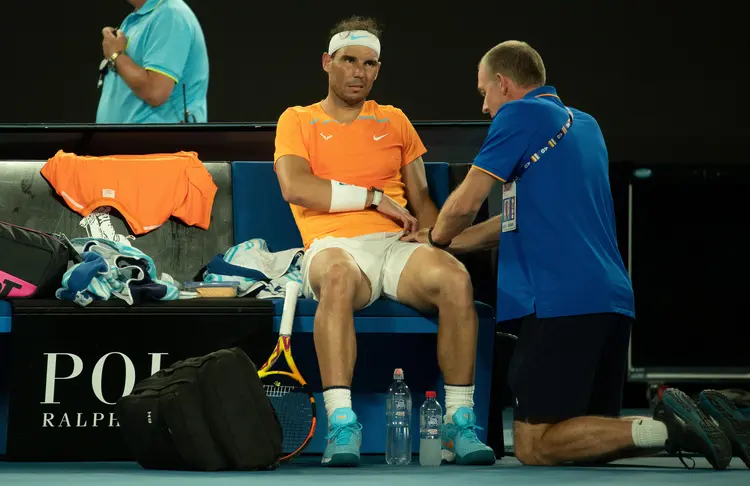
left=513, top=423, right=557, bottom=466
left=514, top=439, right=556, bottom=466
left=515, top=447, right=555, bottom=466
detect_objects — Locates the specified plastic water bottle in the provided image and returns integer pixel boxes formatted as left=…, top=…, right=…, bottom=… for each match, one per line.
left=419, top=391, right=443, bottom=466
left=385, top=368, right=412, bottom=465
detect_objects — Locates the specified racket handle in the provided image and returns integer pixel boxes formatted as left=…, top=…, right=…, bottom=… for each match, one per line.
left=279, top=281, right=300, bottom=336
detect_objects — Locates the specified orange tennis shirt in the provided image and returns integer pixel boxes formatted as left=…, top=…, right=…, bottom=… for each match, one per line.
left=273, top=100, right=427, bottom=248
left=41, top=150, right=217, bottom=235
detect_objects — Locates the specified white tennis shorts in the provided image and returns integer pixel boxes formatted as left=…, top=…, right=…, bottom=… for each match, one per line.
left=301, top=231, right=425, bottom=308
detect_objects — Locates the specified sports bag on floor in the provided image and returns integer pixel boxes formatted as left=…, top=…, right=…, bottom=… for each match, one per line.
left=0, top=221, right=79, bottom=299
left=115, top=347, right=283, bottom=471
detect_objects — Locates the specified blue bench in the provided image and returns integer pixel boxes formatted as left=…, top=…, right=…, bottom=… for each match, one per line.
left=0, top=300, right=9, bottom=334
left=0, top=300, right=10, bottom=455
left=231, top=161, right=496, bottom=454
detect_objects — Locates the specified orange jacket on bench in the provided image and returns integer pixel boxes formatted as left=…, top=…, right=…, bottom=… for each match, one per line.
left=41, top=150, right=217, bottom=235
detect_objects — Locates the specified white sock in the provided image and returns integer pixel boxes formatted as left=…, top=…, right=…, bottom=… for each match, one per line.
left=631, top=418, right=668, bottom=448
left=445, top=385, right=475, bottom=423
left=323, top=388, right=352, bottom=419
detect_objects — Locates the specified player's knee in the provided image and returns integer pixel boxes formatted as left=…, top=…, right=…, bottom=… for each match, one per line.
left=317, top=260, right=361, bottom=300
left=432, top=262, right=473, bottom=307
left=447, top=265, right=473, bottom=300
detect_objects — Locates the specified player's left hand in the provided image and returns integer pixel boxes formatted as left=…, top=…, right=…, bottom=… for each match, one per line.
left=400, top=227, right=429, bottom=244
left=375, top=194, right=419, bottom=235
left=102, top=27, right=127, bottom=59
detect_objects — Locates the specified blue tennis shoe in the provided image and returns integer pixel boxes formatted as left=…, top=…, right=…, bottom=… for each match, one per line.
left=442, top=407, right=496, bottom=465
left=321, top=408, right=362, bottom=467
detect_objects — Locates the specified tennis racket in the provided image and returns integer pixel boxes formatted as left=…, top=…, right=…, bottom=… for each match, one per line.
left=258, top=280, right=316, bottom=463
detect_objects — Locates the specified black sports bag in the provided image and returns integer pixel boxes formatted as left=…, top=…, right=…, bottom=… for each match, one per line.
left=115, top=347, right=283, bottom=471
left=0, top=221, right=80, bottom=299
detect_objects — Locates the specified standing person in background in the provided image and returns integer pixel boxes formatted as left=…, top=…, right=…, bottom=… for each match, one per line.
left=96, top=0, right=209, bottom=124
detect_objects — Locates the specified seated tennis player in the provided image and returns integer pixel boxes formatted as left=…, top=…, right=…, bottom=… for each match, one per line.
left=273, top=16, right=496, bottom=467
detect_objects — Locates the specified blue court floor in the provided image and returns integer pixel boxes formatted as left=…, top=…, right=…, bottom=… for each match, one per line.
left=0, top=455, right=748, bottom=486
left=1, top=409, right=748, bottom=485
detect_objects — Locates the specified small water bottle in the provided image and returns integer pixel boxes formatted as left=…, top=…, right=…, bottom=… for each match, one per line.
left=419, top=391, right=443, bottom=466
left=385, top=368, right=412, bottom=465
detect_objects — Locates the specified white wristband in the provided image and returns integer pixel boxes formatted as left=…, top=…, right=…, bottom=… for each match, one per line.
left=330, top=180, right=368, bottom=212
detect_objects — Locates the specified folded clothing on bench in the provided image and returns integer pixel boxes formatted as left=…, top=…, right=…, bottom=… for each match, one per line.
left=203, top=239, right=303, bottom=299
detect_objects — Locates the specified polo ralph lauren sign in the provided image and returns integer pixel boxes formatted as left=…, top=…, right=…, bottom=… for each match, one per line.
left=4, top=299, right=274, bottom=461
left=40, top=351, right=168, bottom=429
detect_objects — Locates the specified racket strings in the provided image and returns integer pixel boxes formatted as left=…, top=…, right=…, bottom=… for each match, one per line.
left=264, top=385, right=299, bottom=398
left=263, top=383, right=314, bottom=455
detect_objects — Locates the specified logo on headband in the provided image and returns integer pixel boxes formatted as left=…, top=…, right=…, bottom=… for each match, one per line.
left=336, top=31, right=372, bottom=40
left=329, top=30, right=381, bottom=57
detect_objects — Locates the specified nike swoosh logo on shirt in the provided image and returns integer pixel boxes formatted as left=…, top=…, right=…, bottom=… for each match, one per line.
left=373, top=134, right=389, bottom=141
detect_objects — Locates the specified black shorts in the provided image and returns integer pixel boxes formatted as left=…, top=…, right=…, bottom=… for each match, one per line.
left=507, top=312, right=633, bottom=425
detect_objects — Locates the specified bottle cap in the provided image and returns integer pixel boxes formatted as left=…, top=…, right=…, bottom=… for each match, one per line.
left=426, top=391, right=436, bottom=398
left=393, top=368, right=404, bottom=380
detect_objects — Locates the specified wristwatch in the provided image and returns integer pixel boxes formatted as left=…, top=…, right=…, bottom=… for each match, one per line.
left=369, top=187, right=384, bottom=207
left=107, top=51, right=123, bottom=72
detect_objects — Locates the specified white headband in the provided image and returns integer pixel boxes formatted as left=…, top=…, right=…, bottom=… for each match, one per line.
left=328, top=30, right=381, bottom=58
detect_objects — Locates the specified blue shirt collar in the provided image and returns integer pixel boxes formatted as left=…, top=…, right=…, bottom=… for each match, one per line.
left=524, top=85, right=558, bottom=99
left=134, top=0, right=164, bottom=16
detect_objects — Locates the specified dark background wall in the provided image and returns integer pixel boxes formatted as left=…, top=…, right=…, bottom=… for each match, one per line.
left=1, top=1, right=744, bottom=164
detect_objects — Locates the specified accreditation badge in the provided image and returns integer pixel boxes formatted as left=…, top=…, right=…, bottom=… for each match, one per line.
left=501, top=181, right=517, bottom=232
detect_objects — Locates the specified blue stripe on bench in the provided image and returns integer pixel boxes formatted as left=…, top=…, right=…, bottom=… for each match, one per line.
left=0, top=300, right=10, bottom=455
left=0, top=301, right=10, bottom=333
left=272, top=298, right=495, bottom=333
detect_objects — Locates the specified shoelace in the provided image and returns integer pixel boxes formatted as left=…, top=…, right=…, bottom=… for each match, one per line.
left=458, top=424, right=484, bottom=443
left=327, top=422, right=363, bottom=445
left=676, top=450, right=696, bottom=469
left=665, top=440, right=696, bottom=470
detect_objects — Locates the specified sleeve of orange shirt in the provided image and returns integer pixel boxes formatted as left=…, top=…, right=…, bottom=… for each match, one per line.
left=172, top=156, right=218, bottom=231
left=397, top=109, right=427, bottom=167
left=274, top=108, right=310, bottom=167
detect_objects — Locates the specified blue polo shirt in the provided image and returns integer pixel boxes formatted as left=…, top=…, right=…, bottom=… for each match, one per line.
left=96, top=0, right=209, bottom=124
left=472, top=86, right=634, bottom=322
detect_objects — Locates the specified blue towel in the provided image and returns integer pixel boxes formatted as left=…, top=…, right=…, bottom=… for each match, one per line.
left=56, top=238, right=180, bottom=306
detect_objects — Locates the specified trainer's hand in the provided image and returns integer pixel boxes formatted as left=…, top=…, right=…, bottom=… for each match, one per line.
left=400, top=227, right=429, bottom=244
left=376, top=194, right=419, bottom=234
left=102, top=27, right=127, bottom=59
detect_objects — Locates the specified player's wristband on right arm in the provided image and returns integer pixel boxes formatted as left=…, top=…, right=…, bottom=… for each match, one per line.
left=329, top=180, right=368, bottom=212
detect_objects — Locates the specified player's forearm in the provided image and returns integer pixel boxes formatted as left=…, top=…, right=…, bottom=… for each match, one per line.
left=282, top=173, right=375, bottom=212
left=114, top=55, right=168, bottom=107
left=414, top=200, right=439, bottom=229
left=447, top=215, right=501, bottom=255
